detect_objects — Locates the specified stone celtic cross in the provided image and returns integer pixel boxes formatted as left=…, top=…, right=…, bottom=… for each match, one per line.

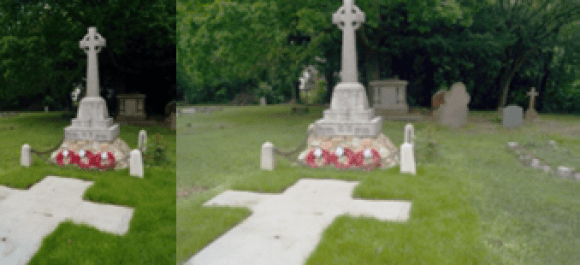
left=333, top=0, right=365, bottom=83
left=80, top=27, right=106, bottom=98
left=527, top=87, right=538, bottom=110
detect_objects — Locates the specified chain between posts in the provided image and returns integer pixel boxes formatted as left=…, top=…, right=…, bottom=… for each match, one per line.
left=272, top=129, right=312, bottom=166
left=30, top=136, right=65, bottom=161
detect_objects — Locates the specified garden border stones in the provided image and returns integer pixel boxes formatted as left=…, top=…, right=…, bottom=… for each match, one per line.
left=507, top=141, right=580, bottom=181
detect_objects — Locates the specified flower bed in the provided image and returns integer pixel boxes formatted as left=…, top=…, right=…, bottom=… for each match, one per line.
left=55, top=149, right=116, bottom=170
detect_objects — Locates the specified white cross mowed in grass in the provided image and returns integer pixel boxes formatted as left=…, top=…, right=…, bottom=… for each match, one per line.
left=0, top=176, right=134, bottom=265
left=188, top=179, right=412, bottom=265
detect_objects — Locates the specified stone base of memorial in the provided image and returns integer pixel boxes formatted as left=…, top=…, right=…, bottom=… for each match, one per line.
left=49, top=138, right=131, bottom=170
left=298, top=129, right=399, bottom=170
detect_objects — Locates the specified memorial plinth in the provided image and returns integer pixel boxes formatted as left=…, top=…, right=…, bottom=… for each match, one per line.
left=64, top=27, right=119, bottom=142
left=300, top=0, right=399, bottom=169
left=52, top=27, right=129, bottom=169
left=315, top=82, right=382, bottom=137
left=65, top=97, right=120, bottom=141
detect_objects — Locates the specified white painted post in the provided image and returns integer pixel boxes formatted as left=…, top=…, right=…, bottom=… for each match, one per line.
left=21, top=144, right=31, bottom=167
left=138, top=130, right=147, bottom=152
left=129, top=149, right=143, bottom=178
left=261, top=142, right=275, bottom=171
left=400, top=124, right=416, bottom=175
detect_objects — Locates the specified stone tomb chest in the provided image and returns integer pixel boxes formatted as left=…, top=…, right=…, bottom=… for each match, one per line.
left=117, top=94, right=146, bottom=121
left=370, top=78, right=409, bottom=113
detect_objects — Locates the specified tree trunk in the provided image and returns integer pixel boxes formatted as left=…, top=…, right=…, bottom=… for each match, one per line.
left=497, top=48, right=536, bottom=111
left=538, top=51, right=553, bottom=111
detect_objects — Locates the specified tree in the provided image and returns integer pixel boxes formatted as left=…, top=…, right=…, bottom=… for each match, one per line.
left=488, top=0, right=580, bottom=110
left=0, top=0, right=176, bottom=113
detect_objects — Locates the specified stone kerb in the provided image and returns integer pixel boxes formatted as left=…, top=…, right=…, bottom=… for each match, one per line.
left=506, top=141, right=579, bottom=181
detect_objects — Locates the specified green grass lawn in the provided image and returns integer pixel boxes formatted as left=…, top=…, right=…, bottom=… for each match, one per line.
left=0, top=112, right=176, bottom=264
left=177, top=105, right=580, bottom=265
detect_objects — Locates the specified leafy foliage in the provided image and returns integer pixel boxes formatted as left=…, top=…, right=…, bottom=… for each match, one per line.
left=0, top=0, right=176, bottom=113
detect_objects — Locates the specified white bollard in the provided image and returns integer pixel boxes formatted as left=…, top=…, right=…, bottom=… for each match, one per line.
left=129, top=149, right=144, bottom=178
left=261, top=142, right=275, bottom=171
left=138, top=130, right=147, bottom=152
left=21, top=144, right=31, bottom=167
left=400, top=124, right=416, bottom=175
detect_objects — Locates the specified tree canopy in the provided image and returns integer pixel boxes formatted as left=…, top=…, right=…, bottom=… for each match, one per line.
left=179, top=0, right=580, bottom=113
left=0, top=0, right=176, bottom=114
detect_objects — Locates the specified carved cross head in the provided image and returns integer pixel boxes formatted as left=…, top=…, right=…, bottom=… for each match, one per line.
left=332, top=0, right=365, bottom=30
left=80, top=27, right=106, bottom=54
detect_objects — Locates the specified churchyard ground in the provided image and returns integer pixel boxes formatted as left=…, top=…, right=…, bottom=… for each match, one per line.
left=177, top=105, right=579, bottom=265
left=0, top=112, right=176, bottom=264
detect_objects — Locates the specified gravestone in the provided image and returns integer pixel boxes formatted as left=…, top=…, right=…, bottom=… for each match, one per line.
left=0, top=177, right=133, bottom=265
left=260, top=97, right=267, bottom=106
left=502, top=105, right=523, bottom=128
left=440, top=82, right=470, bottom=128
left=117, top=94, right=147, bottom=121
left=188, top=179, right=411, bottom=265
left=64, top=27, right=119, bottom=142
left=431, top=89, right=447, bottom=120
left=313, top=0, right=382, bottom=137
left=400, top=124, right=416, bottom=175
left=138, top=130, right=147, bottom=152
left=370, top=77, right=409, bottom=113
left=44, top=106, right=49, bottom=113
left=525, top=87, right=539, bottom=121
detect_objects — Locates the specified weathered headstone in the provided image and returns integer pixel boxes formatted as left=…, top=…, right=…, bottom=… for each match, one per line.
left=188, top=179, right=411, bottom=265
left=440, top=82, right=470, bottom=128
left=314, top=0, right=382, bottom=137
left=260, top=142, right=275, bottom=171
left=431, top=89, right=447, bottom=119
left=44, top=106, right=49, bottom=113
left=129, top=150, right=143, bottom=178
left=138, top=130, right=147, bottom=152
left=525, top=87, right=539, bottom=121
left=502, top=105, right=523, bottom=128
left=0, top=177, right=133, bottom=264
left=432, top=90, right=447, bottom=110
left=20, top=144, right=31, bottom=167
left=400, top=124, right=416, bottom=175
left=64, top=27, right=119, bottom=142
left=260, top=97, right=267, bottom=106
